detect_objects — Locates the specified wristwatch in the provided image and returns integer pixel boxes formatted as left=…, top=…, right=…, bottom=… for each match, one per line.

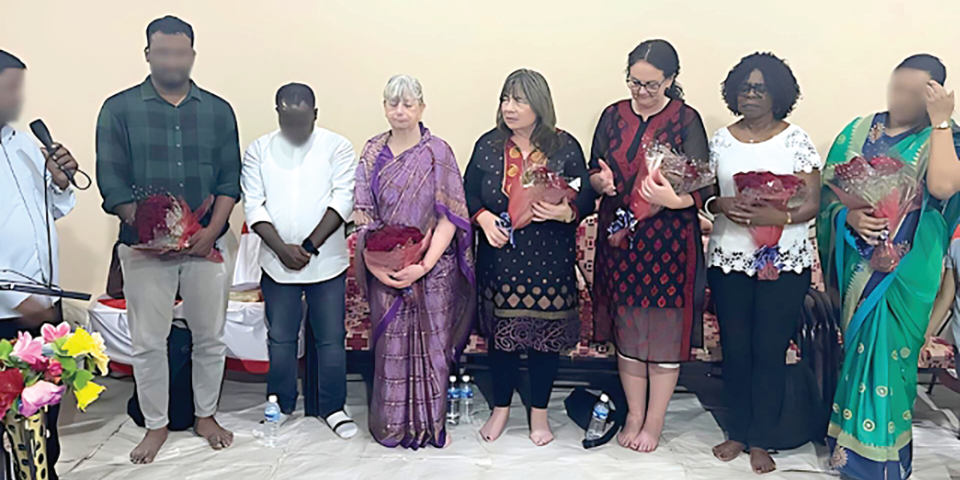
left=301, top=238, right=319, bottom=256
left=935, top=120, right=952, bottom=130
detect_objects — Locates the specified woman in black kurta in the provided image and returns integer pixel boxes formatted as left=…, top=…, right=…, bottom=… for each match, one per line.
left=465, top=69, right=595, bottom=446
left=589, top=40, right=711, bottom=452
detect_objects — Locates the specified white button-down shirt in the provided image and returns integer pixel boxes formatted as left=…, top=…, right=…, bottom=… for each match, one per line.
left=0, top=125, right=76, bottom=318
left=242, top=128, right=356, bottom=284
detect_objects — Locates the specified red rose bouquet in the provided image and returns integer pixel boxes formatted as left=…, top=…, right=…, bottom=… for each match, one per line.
left=363, top=225, right=432, bottom=273
left=133, top=194, right=223, bottom=262
left=629, top=142, right=715, bottom=221
left=733, top=171, right=807, bottom=280
left=825, top=155, right=920, bottom=272
left=508, top=166, right=578, bottom=230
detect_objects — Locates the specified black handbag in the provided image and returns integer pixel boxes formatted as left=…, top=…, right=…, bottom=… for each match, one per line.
left=563, top=387, right=625, bottom=448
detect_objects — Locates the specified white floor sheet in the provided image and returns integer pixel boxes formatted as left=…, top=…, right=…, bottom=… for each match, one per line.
left=54, top=377, right=960, bottom=479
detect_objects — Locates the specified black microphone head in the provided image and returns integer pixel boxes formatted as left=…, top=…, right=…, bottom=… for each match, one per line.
left=29, top=119, right=54, bottom=149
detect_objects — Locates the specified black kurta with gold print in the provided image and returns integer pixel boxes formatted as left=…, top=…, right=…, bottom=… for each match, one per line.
left=464, top=128, right=595, bottom=353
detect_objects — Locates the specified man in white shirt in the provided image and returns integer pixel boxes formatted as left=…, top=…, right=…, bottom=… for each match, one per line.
left=0, top=49, right=79, bottom=480
left=242, top=83, right=358, bottom=438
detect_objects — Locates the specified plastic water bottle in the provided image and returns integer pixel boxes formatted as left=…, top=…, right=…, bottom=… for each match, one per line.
left=446, top=375, right=461, bottom=425
left=460, top=374, right=475, bottom=425
left=585, top=393, right=610, bottom=441
left=264, top=394, right=282, bottom=446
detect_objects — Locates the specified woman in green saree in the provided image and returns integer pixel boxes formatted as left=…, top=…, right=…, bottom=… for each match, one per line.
left=818, top=54, right=960, bottom=480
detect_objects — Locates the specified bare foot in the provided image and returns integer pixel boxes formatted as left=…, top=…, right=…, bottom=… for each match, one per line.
left=749, top=448, right=776, bottom=474
left=195, top=416, right=234, bottom=450
left=130, top=427, right=168, bottom=464
left=712, top=440, right=745, bottom=462
left=480, top=406, right=510, bottom=442
left=636, top=415, right=664, bottom=452
left=528, top=407, right=554, bottom=447
left=618, top=412, right=645, bottom=449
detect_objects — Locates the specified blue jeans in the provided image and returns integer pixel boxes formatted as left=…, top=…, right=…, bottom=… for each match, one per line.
left=261, top=271, right=347, bottom=416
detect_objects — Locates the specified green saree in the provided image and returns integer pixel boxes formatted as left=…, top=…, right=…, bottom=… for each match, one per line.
left=818, top=114, right=960, bottom=479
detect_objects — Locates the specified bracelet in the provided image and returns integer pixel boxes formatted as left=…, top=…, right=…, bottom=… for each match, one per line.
left=785, top=211, right=792, bottom=225
left=700, top=196, right=717, bottom=222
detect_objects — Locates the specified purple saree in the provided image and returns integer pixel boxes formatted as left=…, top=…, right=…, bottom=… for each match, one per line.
left=354, top=124, right=475, bottom=449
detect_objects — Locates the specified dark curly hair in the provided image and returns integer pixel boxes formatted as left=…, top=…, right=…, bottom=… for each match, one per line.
left=721, top=52, right=800, bottom=120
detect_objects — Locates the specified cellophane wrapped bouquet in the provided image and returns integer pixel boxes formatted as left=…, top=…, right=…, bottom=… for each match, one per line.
left=507, top=166, right=578, bottom=230
left=364, top=225, right=432, bottom=273
left=134, top=193, right=223, bottom=262
left=607, top=143, right=714, bottom=248
left=629, top=142, right=715, bottom=221
left=733, top=171, right=807, bottom=280
left=825, top=155, right=920, bottom=272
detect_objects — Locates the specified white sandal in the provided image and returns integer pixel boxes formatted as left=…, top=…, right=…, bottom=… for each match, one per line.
left=324, top=410, right=358, bottom=439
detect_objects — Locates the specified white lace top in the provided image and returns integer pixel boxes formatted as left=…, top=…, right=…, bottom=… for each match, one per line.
left=706, top=124, right=822, bottom=276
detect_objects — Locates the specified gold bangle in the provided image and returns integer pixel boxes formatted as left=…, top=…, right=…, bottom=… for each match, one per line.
left=785, top=211, right=792, bottom=225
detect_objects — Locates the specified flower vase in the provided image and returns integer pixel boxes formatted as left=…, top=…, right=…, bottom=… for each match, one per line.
left=2, top=409, right=48, bottom=480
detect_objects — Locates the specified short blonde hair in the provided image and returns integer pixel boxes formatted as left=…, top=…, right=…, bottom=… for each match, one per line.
left=383, top=74, right=424, bottom=105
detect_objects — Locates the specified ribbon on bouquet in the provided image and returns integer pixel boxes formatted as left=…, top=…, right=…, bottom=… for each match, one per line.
left=751, top=245, right=784, bottom=280
left=606, top=208, right=638, bottom=249
left=496, top=212, right=516, bottom=247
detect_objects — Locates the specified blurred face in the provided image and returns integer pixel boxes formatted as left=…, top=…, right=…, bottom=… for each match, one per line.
left=627, top=60, right=673, bottom=110
left=277, top=101, right=316, bottom=146
left=736, top=69, right=774, bottom=120
left=500, top=89, right=537, bottom=133
left=384, top=96, right=424, bottom=131
left=888, top=68, right=932, bottom=125
left=145, top=32, right=195, bottom=88
left=0, top=68, right=24, bottom=124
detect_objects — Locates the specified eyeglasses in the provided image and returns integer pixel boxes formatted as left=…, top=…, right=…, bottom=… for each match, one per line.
left=626, top=77, right=663, bottom=93
left=738, top=82, right=768, bottom=96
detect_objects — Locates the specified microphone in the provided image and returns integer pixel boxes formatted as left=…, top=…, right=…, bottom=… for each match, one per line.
left=29, top=119, right=91, bottom=190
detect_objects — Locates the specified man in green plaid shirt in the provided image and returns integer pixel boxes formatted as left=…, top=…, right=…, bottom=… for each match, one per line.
left=95, top=15, right=240, bottom=465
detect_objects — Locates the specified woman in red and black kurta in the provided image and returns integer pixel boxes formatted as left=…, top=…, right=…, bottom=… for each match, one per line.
left=466, top=69, right=595, bottom=446
left=589, top=40, right=712, bottom=452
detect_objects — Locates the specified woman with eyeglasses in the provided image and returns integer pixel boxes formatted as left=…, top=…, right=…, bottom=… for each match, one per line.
left=465, top=69, right=595, bottom=446
left=704, top=52, right=821, bottom=475
left=589, top=39, right=711, bottom=453
left=818, top=54, right=960, bottom=480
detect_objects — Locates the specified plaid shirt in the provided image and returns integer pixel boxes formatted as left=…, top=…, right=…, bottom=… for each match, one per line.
left=96, top=76, right=241, bottom=244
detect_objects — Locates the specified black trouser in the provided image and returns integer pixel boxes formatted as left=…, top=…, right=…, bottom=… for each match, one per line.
left=0, top=308, right=61, bottom=480
left=489, top=348, right=559, bottom=409
left=708, top=268, right=810, bottom=449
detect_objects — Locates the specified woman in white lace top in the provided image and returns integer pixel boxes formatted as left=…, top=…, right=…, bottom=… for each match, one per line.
left=703, top=52, right=822, bottom=475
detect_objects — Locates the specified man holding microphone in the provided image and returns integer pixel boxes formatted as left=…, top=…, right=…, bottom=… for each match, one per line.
left=0, top=49, right=79, bottom=480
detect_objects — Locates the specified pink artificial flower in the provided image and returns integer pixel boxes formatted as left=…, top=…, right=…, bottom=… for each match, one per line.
left=41, top=322, right=70, bottom=343
left=11, top=332, right=44, bottom=368
left=18, top=381, right=65, bottom=417
left=44, top=359, right=63, bottom=382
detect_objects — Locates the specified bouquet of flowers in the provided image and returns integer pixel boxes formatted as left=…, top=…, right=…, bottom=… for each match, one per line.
left=0, top=323, right=109, bottom=479
left=133, top=194, right=223, bottom=262
left=507, top=166, right=578, bottom=230
left=363, top=225, right=432, bottom=273
left=825, top=155, right=920, bottom=272
left=629, top=142, right=715, bottom=221
left=733, top=171, right=807, bottom=280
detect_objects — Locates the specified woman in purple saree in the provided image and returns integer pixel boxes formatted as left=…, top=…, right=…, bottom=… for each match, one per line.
left=354, top=75, right=476, bottom=449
